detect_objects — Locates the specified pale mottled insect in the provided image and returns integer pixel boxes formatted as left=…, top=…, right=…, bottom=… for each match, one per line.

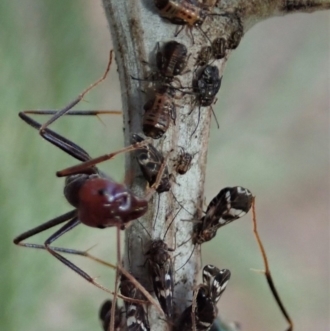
left=195, top=46, right=213, bottom=67
left=131, top=134, right=171, bottom=193
left=174, top=147, right=194, bottom=175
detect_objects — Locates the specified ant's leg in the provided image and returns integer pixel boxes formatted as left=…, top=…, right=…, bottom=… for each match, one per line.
left=24, top=110, right=122, bottom=116
left=251, top=198, right=293, bottom=331
left=13, top=209, right=117, bottom=270
left=56, top=139, right=151, bottom=177
left=19, top=112, right=90, bottom=162
left=14, top=210, right=77, bottom=246
left=43, top=218, right=147, bottom=304
left=38, top=50, right=113, bottom=134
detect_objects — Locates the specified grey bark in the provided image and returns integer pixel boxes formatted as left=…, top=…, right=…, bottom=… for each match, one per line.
left=101, top=1, right=330, bottom=330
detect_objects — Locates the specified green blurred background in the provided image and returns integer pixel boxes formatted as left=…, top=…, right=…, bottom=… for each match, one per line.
left=0, top=1, right=328, bottom=330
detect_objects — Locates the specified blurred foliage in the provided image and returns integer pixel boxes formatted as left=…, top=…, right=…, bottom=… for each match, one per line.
left=0, top=1, right=328, bottom=331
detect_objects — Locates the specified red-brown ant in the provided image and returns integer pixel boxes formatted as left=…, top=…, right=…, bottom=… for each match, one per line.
left=13, top=114, right=168, bottom=311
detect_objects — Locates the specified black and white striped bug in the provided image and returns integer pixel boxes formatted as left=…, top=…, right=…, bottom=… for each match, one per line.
left=176, top=265, right=231, bottom=331
left=120, top=274, right=150, bottom=331
left=131, top=134, right=171, bottom=193
left=141, top=208, right=182, bottom=318
left=99, top=299, right=125, bottom=331
left=193, top=186, right=253, bottom=245
left=176, top=286, right=218, bottom=331
left=145, top=239, right=175, bottom=317
left=202, top=265, right=231, bottom=304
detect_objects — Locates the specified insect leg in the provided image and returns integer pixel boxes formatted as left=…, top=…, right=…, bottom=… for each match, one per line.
left=251, top=197, right=293, bottom=331
left=43, top=218, right=146, bottom=303
left=38, top=50, right=113, bottom=134
left=23, top=110, right=122, bottom=116
left=19, top=112, right=91, bottom=162
left=56, top=139, right=150, bottom=177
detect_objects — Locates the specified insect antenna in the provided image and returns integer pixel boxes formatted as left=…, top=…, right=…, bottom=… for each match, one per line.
left=152, top=194, right=161, bottom=230
left=162, top=206, right=182, bottom=241
left=175, top=244, right=196, bottom=272
left=170, top=190, right=194, bottom=217
left=190, top=105, right=202, bottom=138
left=197, top=25, right=212, bottom=45
left=210, top=105, right=220, bottom=129
left=39, top=50, right=113, bottom=133
left=251, top=197, right=293, bottom=331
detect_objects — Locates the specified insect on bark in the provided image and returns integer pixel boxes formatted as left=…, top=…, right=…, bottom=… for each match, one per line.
left=99, top=300, right=125, bottom=331
left=156, top=40, right=189, bottom=84
left=139, top=207, right=182, bottom=318
left=178, top=186, right=252, bottom=270
left=190, top=65, right=222, bottom=136
left=120, top=274, right=151, bottom=331
left=193, top=186, right=253, bottom=245
left=202, top=264, right=231, bottom=304
left=146, top=239, right=175, bottom=318
left=131, top=134, right=171, bottom=193
left=154, top=0, right=222, bottom=42
left=174, top=147, right=194, bottom=175
left=142, top=86, right=177, bottom=139
left=131, top=40, right=188, bottom=92
left=176, top=264, right=231, bottom=331
left=176, top=286, right=217, bottom=331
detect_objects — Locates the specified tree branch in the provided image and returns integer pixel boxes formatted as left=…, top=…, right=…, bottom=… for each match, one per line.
left=101, top=1, right=329, bottom=330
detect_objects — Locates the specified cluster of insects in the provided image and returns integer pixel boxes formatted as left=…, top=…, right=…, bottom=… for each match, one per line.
left=14, top=1, right=294, bottom=331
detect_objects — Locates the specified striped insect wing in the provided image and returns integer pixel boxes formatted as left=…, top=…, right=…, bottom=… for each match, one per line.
left=99, top=300, right=123, bottom=331
left=220, top=186, right=253, bottom=223
left=120, top=275, right=150, bottom=331
left=211, top=269, right=231, bottom=303
left=203, top=265, right=230, bottom=303
left=176, top=286, right=216, bottom=331
left=146, top=240, right=174, bottom=317
left=202, top=264, right=221, bottom=287
left=195, top=286, right=218, bottom=331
